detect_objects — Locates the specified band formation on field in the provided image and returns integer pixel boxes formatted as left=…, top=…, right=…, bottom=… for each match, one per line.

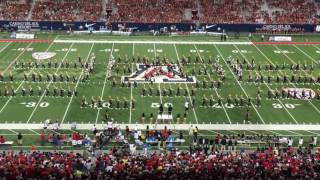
left=0, top=38, right=319, bottom=130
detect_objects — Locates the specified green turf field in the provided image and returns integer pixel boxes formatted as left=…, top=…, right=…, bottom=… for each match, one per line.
left=0, top=34, right=319, bottom=133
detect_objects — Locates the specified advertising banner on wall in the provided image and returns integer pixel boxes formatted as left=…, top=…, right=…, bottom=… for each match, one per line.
left=0, top=21, right=317, bottom=33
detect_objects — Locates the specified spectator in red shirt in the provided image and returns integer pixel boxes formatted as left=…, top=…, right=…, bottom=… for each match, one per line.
left=40, top=132, right=46, bottom=146
left=0, top=136, right=5, bottom=143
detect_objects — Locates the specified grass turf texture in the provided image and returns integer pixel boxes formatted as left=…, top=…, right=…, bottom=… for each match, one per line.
left=0, top=35, right=319, bottom=127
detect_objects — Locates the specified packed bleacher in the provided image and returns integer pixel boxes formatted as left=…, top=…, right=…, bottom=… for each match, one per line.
left=110, top=0, right=196, bottom=23
left=0, top=0, right=319, bottom=24
left=0, top=122, right=319, bottom=178
left=200, top=0, right=264, bottom=23
left=269, top=0, right=318, bottom=24
left=31, top=0, right=102, bottom=21
left=0, top=0, right=31, bottom=21
left=0, top=141, right=319, bottom=178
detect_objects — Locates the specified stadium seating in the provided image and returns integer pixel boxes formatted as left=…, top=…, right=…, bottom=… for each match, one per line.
left=0, top=147, right=319, bottom=178
left=200, top=0, right=264, bottom=23
left=0, top=0, right=318, bottom=23
left=0, top=0, right=31, bottom=21
left=110, top=0, right=196, bottom=23
left=32, top=0, right=102, bottom=21
left=269, top=0, right=318, bottom=24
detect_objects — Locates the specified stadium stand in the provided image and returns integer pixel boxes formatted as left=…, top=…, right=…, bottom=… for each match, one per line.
left=0, top=0, right=318, bottom=23
left=0, top=124, right=319, bottom=179
left=269, top=0, right=318, bottom=24
left=32, top=0, right=102, bottom=21
left=0, top=0, right=31, bottom=21
left=0, top=146, right=319, bottom=178
left=110, top=0, right=196, bottom=23
left=199, top=0, right=264, bottom=23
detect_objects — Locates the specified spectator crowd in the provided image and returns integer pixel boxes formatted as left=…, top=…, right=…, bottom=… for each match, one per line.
left=0, top=124, right=318, bottom=178
left=0, top=0, right=319, bottom=24
left=32, top=0, right=102, bottom=21
left=0, top=143, right=319, bottom=178
left=0, top=0, right=31, bottom=21
left=110, top=0, right=196, bottom=23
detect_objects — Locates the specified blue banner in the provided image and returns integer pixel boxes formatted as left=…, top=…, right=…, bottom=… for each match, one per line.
left=111, top=23, right=316, bottom=33
left=0, top=21, right=106, bottom=31
left=0, top=21, right=317, bottom=33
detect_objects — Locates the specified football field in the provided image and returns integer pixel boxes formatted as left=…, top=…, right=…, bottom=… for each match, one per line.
left=0, top=35, right=320, bottom=132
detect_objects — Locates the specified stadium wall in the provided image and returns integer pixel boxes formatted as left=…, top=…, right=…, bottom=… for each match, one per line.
left=0, top=21, right=317, bottom=33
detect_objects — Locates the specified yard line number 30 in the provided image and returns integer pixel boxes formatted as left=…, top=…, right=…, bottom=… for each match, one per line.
left=20, top=102, right=50, bottom=108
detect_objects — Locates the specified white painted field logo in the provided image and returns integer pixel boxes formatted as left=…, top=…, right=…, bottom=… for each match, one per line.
left=284, top=88, right=316, bottom=100
left=122, top=64, right=196, bottom=84
left=32, top=52, right=56, bottom=61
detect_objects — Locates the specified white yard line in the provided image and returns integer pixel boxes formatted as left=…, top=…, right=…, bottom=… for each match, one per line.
left=158, top=81, right=163, bottom=104
left=95, top=43, right=115, bottom=124
left=304, top=130, right=320, bottom=136
left=194, top=44, right=232, bottom=124
left=0, top=41, right=55, bottom=114
left=0, top=42, right=12, bottom=55
left=28, top=129, right=40, bottom=135
left=311, top=44, right=320, bottom=56
left=171, top=129, right=206, bottom=136
left=153, top=43, right=163, bottom=104
left=0, top=134, right=35, bottom=136
left=8, top=129, right=18, bottom=134
left=26, top=43, right=74, bottom=123
left=272, top=45, right=300, bottom=65
left=54, top=39, right=253, bottom=45
left=286, top=130, right=303, bottom=136
left=129, top=43, right=134, bottom=124
left=173, top=44, right=199, bottom=124
left=266, top=130, right=283, bottom=136
left=293, top=45, right=318, bottom=64
left=234, top=45, right=299, bottom=124
left=2, top=123, right=320, bottom=131
left=213, top=44, right=266, bottom=124
left=3, top=43, right=33, bottom=74
left=153, top=43, right=157, bottom=58
left=207, top=130, right=223, bottom=135
left=253, top=44, right=320, bottom=115
left=246, top=130, right=260, bottom=134
left=61, top=43, right=94, bottom=124
left=226, top=130, right=239, bottom=134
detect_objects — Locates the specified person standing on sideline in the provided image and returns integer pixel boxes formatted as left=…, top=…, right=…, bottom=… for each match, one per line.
left=159, top=104, right=164, bottom=115
left=189, top=125, right=193, bottom=136
left=298, top=137, right=303, bottom=149
left=107, top=118, right=113, bottom=135
left=168, top=105, right=173, bottom=115
left=17, top=132, right=23, bottom=145
left=245, top=109, right=250, bottom=123
left=40, top=132, right=46, bottom=146
left=288, top=137, right=293, bottom=148
left=193, top=126, right=198, bottom=141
